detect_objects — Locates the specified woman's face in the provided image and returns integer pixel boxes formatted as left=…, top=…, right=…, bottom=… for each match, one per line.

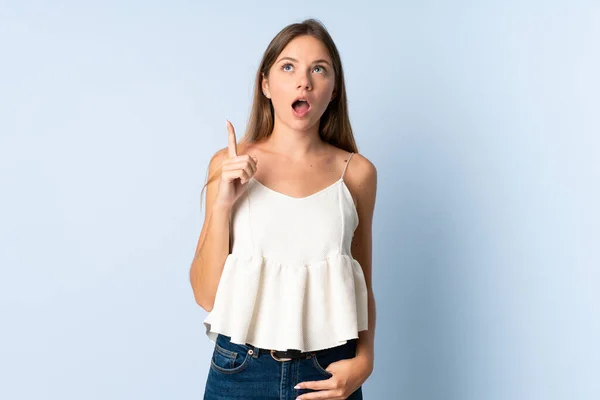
left=262, top=35, right=336, bottom=131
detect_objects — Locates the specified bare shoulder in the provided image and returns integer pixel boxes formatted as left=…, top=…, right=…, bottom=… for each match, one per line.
left=347, top=152, right=377, bottom=181
left=325, top=143, right=375, bottom=178
left=342, top=150, right=377, bottom=214
left=209, top=146, right=228, bottom=167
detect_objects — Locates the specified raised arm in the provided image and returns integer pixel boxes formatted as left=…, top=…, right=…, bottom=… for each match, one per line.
left=189, top=121, right=258, bottom=311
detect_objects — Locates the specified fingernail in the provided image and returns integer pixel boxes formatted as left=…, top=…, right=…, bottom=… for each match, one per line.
left=294, top=384, right=300, bottom=389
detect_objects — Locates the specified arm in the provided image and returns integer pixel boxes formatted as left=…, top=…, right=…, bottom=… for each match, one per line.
left=349, top=156, right=378, bottom=372
left=189, top=148, right=231, bottom=312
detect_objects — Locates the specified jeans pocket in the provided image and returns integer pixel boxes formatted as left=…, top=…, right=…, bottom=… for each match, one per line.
left=210, top=335, right=252, bottom=374
left=311, top=352, right=334, bottom=378
left=311, top=340, right=357, bottom=378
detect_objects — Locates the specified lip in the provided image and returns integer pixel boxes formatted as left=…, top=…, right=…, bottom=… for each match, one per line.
left=291, top=95, right=312, bottom=107
left=291, top=96, right=312, bottom=117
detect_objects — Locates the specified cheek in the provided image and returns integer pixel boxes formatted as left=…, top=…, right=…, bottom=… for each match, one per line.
left=268, top=83, right=290, bottom=107
left=315, top=90, right=334, bottom=109
left=315, top=79, right=335, bottom=104
left=271, top=94, right=289, bottom=113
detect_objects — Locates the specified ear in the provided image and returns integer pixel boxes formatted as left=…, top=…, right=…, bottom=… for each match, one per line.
left=261, top=73, right=271, bottom=99
left=330, top=89, right=336, bottom=102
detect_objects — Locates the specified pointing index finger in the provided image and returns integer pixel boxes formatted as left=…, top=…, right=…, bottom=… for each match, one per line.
left=226, top=119, right=237, bottom=158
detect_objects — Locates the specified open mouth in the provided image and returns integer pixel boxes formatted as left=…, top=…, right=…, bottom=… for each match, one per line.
left=291, top=98, right=311, bottom=117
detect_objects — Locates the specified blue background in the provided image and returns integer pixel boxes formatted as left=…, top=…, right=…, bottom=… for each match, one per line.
left=1, top=1, right=598, bottom=399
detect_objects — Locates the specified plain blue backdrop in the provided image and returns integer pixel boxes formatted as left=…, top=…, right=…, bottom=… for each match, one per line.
left=1, top=1, right=598, bottom=399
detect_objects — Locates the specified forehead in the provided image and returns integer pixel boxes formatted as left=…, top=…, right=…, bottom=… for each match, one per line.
left=277, top=35, right=331, bottom=62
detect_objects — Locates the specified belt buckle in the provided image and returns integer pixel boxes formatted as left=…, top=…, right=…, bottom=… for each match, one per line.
left=270, top=349, right=292, bottom=362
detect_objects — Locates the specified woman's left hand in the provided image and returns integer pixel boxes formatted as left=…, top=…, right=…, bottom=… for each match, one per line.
left=294, top=355, right=373, bottom=399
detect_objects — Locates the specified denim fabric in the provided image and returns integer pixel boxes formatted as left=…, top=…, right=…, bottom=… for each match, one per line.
left=203, top=333, right=363, bottom=399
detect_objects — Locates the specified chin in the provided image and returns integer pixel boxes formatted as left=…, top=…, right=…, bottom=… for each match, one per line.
left=289, top=117, right=319, bottom=130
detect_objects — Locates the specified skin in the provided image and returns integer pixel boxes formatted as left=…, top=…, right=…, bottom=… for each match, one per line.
left=224, top=35, right=378, bottom=399
left=261, top=34, right=336, bottom=152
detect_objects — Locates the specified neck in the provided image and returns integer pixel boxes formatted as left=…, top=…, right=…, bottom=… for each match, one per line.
left=262, top=116, right=327, bottom=160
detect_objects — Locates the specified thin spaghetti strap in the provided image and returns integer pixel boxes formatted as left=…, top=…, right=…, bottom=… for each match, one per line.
left=340, top=152, right=355, bottom=180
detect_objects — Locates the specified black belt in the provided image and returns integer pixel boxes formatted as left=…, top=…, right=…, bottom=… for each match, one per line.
left=270, top=348, right=310, bottom=359
left=245, top=342, right=312, bottom=361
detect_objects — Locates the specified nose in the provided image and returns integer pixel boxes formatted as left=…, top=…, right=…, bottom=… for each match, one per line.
left=297, top=71, right=312, bottom=91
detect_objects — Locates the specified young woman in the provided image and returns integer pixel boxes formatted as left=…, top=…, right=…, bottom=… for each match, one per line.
left=190, top=18, right=377, bottom=400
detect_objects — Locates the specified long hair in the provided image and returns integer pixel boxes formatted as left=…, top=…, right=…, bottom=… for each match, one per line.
left=200, top=18, right=358, bottom=210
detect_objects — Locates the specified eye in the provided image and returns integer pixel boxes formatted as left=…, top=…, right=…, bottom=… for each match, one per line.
left=281, top=63, right=327, bottom=74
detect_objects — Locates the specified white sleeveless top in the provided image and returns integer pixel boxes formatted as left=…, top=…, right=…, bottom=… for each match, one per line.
left=203, top=152, right=369, bottom=352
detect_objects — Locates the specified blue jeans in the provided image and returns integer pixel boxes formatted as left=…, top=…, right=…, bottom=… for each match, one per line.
left=203, top=333, right=363, bottom=399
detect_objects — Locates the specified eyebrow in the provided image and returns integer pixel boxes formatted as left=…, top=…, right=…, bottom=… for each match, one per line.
left=276, top=56, right=332, bottom=66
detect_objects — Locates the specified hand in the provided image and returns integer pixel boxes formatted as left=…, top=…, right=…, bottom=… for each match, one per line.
left=294, top=356, right=373, bottom=399
left=214, top=120, right=259, bottom=208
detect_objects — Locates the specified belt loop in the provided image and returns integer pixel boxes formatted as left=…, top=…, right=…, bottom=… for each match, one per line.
left=250, top=344, right=260, bottom=358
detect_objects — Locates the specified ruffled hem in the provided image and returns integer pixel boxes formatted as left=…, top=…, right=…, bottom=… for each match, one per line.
left=203, top=253, right=369, bottom=352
